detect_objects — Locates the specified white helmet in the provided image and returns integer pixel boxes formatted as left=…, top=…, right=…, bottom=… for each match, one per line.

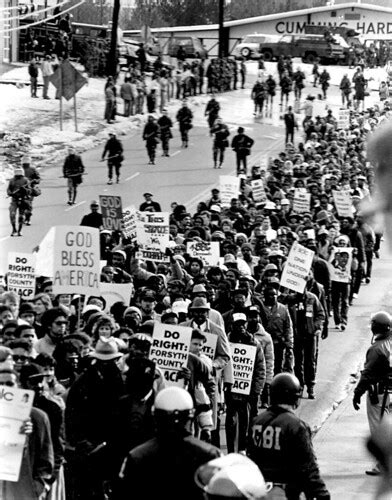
left=154, top=387, right=195, bottom=432
left=154, top=387, right=194, bottom=412
left=195, top=454, right=271, bottom=499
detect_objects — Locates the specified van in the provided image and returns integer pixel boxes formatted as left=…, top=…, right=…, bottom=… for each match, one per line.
left=122, top=31, right=162, bottom=56
left=233, top=33, right=281, bottom=59
left=166, top=36, right=208, bottom=59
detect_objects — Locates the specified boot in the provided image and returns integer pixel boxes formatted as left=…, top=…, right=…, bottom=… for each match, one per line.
left=116, top=176, right=120, bottom=183
left=11, top=224, right=17, bottom=237
left=17, top=223, right=23, bottom=236
left=72, top=192, right=77, bottom=205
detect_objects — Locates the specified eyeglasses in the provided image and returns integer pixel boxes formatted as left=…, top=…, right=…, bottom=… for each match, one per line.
left=0, top=381, right=16, bottom=387
left=54, top=320, right=67, bottom=326
left=12, top=355, right=29, bottom=362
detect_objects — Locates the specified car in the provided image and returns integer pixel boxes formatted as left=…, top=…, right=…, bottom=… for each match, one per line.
left=166, top=36, right=208, bottom=59
left=232, top=33, right=281, bottom=60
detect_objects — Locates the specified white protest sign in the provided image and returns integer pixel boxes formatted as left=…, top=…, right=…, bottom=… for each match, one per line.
left=187, top=241, right=220, bottom=267
left=35, top=226, right=56, bottom=277
left=52, top=226, right=100, bottom=295
left=149, top=323, right=192, bottom=386
left=329, top=247, right=353, bottom=283
left=7, top=253, right=36, bottom=300
left=293, top=189, right=311, bottom=214
left=136, top=211, right=170, bottom=262
left=202, top=332, right=218, bottom=360
left=122, top=205, right=137, bottom=241
left=230, top=343, right=257, bottom=396
left=251, top=179, right=267, bottom=204
left=332, top=190, right=353, bottom=217
left=338, top=108, right=350, bottom=129
left=280, top=241, right=314, bottom=293
left=219, top=176, right=240, bottom=208
left=98, top=282, right=133, bottom=310
left=0, top=387, right=34, bottom=482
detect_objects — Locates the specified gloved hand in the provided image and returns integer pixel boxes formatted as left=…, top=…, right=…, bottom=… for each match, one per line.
left=321, top=329, right=328, bottom=340
left=353, top=392, right=361, bottom=411
left=178, top=366, right=191, bottom=382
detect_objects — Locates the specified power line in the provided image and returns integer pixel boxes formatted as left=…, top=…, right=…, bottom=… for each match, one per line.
left=0, top=0, right=73, bottom=24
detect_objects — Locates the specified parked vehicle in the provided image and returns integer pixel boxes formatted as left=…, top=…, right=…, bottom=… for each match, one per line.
left=166, top=36, right=208, bottom=59
left=232, top=33, right=281, bottom=59
left=122, top=31, right=162, bottom=56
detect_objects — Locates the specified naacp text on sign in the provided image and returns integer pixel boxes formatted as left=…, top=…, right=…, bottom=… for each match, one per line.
left=280, top=241, right=314, bottom=293
left=99, top=195, right=123, bottom=231
left=53, top=226, right=100, bottom=295
left=202, top=333, right=218, bottom=360
left=231, top=343, right=257, bottom=396
left=7, top=253, right=36, bottom=299
left=149, top=323, right=192, bottom=386
left=0, top=387, right=34, bottom=482
left=187, top=241, right=220, bottom=267
left=332, top=190, right=353, bottom=218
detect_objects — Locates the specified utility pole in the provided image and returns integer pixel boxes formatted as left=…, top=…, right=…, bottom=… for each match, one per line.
left=108, top=0, right=120, bottom=76
left=218, top=0, right=225, bottom=58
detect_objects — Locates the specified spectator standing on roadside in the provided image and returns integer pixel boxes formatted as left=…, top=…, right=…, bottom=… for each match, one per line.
left=120, top=77, right=133, bottom=117
left=28, top=58, right=38, bottom=98
left=41, top=55, right=53, bottom=99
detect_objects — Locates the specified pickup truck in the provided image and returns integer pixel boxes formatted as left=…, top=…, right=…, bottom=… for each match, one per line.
left=260, top=34, right=345, bottom=64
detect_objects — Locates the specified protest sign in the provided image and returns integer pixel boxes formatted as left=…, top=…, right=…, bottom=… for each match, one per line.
left=98, top=282, right=133, bottom=311
left=329, top=247, right=353, bottom=283
left=332, top=190, right=353, bottom=217
left=136, top=211, right=170, bottom=262
left=122, top=205, right=137, bottom=241
left=251, top=179, right=267, bottom=204
left=0, top=387, right=34, bottom=481
left=52, top=226, right=100, bottom=295
left=293, top=189, right=311, bottom=213
left=35, top=226, right=56, bottom=277
left=280, top=241, right=314, bottom=293
left=202, top=332, right=218, bottom=360
left=149, top=323, right=192, bottom=386
left=99, top=195, right=123, bottom=231
left=187, top=241, right=220, bottom=267
left=7, top=253, right=36, bottom=299
left=230, top=343, right=257, bottom=396
left=219, top=176, right=240, bottom=208
left=338, top=108, right=350, bottom=129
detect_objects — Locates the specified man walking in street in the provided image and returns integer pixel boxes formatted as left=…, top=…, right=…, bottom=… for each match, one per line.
left=142, top=115, right=160, bottom=165
left=176, top=99, right=193, bottom=148
left=63, top=147, right=84, bottom=205
left=211, top=117, right=230, bottom=169
left=157, top=109, right=173, bottom=157
left=284, top=106, right=297, bottom=145
left=7, top=166, right=31, bottom=236
left=231, top=127, right=254, bottom=176
left=102, top=132, right=124, bottom=185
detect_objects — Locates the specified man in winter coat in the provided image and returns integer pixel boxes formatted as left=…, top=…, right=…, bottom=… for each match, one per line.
left=41, top=55, right=53, bottom=99
left=211, top=117, right=230, bottom=169
left=142, top=115, right=160, bottom=165
left=7, top=166, right=31, bottom=236
left=102, top=132, right=124, bottom=185
left=157, top=109, right=173, bottom=157
left=120, top=77, right=134, bottom=117
left=205, top=95, right=220, bottom=132
left=176, top=99, right=193, bottom=148
left=28, top=58, right=39, bottom=98
left=231, top=127, right=254, bottom=175
left=62, top=147, right=84, bottom=205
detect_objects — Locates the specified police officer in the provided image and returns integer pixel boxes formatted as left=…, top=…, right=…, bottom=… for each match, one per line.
left=7, top=166, right=31, bottom=237
left=248, top=373, right=330, bottom=499
left=353, top=311, right=392, bottom=476
left=176, top=99, right=193, bottom=148
left=102, top=132, right=124, bottom=185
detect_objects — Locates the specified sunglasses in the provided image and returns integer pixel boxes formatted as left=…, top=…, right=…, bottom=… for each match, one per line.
left=13, top=355, right=29, bottom=362
left=0, top=381, right=16, bottom=387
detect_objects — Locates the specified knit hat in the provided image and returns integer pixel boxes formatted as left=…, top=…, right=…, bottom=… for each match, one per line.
left=123, top=306, right=142, bottom=320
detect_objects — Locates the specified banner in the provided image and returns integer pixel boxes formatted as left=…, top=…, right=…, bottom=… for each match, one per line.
left=202, top=332, right=218, bottom=360
left=149, top=323, right=192, bottom=386
left=136, top=212, right=170, bottom=262
left=99, top=282, right=133, bottom=310
left=99, top=195, right=123, bottom=231
left=332, top=190, right=353, bottom=217
left=329, top=247, right=353, bottom=283
left=280, top=241, right=314, bottom=293
left=52, top=226, right=100, bottom=295
left=7, top=253, right=36, bottom=299
left=251, top=179, right=267, bottom=204
left=337, top=108, right=350, bottom=129
left=0, top=387, right=34, bottom=481
left=230, top=343, right=257, bottom=395
left=187, top=241, right=220, bottom=267
left=122, top=205, right=137, bottom=241
left=293, top=189, right=311, bottom=213
left=219, top=176, right=240, bottom=208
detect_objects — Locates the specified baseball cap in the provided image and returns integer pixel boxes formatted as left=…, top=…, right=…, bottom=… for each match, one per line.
left=140, top=289, right=156, bottom=301
left=232, top=313, right=247, bottom=323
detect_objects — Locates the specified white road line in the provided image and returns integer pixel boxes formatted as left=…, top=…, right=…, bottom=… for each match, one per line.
left=65, top=200, right=86, bottom=211
left=171, top=151, right=181, bottom=157
left=103, top=188, right=108, bottom=192
left=0, top=236, right=10, bottom=242
left=125, top=172, right=140, bottom=182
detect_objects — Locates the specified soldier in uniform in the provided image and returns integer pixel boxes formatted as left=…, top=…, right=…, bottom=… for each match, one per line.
left=176, top=99, right=193, bottom=148
left=7, top=166, right=31, bottom=236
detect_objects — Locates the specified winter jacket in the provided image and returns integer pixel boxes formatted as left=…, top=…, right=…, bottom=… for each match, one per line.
left=251, top=323, right=275, bottom=384
left=285, top=291, right=325, bottom=337
left=259, top=302, right=294, bottom=348
left=63, top=153, right=84, bottom=178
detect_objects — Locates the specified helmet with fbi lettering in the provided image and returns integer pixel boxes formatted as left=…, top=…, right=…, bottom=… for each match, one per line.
left=370, top=311, right=392, bottom=336
left=270, top=373, right=302, bottom=406
left=153, top=387, right=195, bottom=433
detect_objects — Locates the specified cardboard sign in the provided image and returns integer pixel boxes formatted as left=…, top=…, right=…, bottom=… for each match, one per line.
left=293, top=189, right=311, bottom=214
left=7, top=253, right=36, bottom=299
left=329, top=247, right=353, bottom=283
left=230, top=343, right=257, bottom=395
left=332, top=190, right=353, bottom=218
left=0, top=387, right=34, bottom=481
left=149, top=323, right=192, bottom=386
left=337, top=108, right=350, bottom=129
left=219, top=176, right=240, bottom=208
left=136, top=211, right=170, bottom=262
left=280, top=241, right=314, bottom=293
left=99, top=195, right=123, bottom=231
left=187, top=241, right=220, bottom=267
left=99, top=282, right=133, bottom=310
left=251, top=179, right=267, bottom=204
left=122, top=205, right=137, bottom=241
left=52, top=226, right=100, bottom=295
left=202, top=332, right=218, bottom=360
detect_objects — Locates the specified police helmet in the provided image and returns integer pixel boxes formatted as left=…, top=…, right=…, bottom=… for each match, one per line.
left=154, top=387, right=195, bottom=430
left=270, top=373, right=302, bottom=406
left=371, top=311, right=392, bottom=336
